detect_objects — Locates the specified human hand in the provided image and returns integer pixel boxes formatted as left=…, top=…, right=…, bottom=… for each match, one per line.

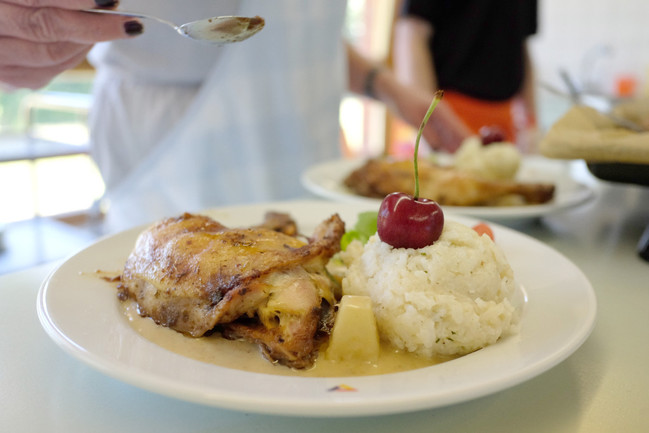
left=515, top=125, right=541, bottom=154
left=392, top=85, right=472, bottom=153
left=0, top=0, right=143, bottom=89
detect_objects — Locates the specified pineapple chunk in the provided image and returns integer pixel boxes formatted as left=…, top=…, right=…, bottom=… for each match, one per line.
left=326, top=295, right=379, bottom=362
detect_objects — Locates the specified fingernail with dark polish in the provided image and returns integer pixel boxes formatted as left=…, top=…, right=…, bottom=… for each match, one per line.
left=95, top=0, right=118, bottom=7
left=124, top=21, right=144, bottom=36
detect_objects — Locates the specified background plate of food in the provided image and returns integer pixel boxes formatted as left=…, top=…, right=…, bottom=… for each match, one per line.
left=37, top=200, right=596, bottom=417
left=301, top=148, right=596, bottom=220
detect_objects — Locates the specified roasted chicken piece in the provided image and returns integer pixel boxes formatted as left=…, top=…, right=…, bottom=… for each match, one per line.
left=255, top=211, right=298, bottom=236
left=344, top=158, right=555, bottom=206
left=119, top=212, right=344, bottom=369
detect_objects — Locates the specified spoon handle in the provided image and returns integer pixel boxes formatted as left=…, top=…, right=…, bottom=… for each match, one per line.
left=84, top=9, right=145, bottom=18
left=84, top=9, right=178, bottom=30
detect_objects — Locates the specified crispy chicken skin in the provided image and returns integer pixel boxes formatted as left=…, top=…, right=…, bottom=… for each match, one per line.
left=119, top=212, right=344, bottom=369
left=345, top=158, right=555, bottom=206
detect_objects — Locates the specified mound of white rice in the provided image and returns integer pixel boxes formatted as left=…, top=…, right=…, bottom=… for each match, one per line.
left=340, top=221, right=519, bottom=357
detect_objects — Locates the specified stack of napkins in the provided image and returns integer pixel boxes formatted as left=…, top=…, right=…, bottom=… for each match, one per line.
left=539, top=100, right=649, bottom=164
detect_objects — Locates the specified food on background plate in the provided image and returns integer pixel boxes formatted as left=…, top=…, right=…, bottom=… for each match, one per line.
left=118, top=212, right=344, bottom=369
left=478, top=125, right=508, bottom=145
left=345, top=122, right=557, bottom=207
left=454, top=136, right=521, bottom=181
left=344, top=157, right=555, bottom=206
left=540, top=104, right=649, bottom=164
left=539, top=103, right=649, bottom=186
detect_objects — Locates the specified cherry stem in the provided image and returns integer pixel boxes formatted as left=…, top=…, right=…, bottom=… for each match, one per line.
left=413, top=90, right=443, bottom=199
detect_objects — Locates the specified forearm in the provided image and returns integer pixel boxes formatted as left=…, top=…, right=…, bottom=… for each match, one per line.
left=345, top=41, right=419, bottom=115
left=519, top=43, right=537, bottom=125
left=345, top=42, right=378, bottom=96
left=345, top=43, right=471, bottom=152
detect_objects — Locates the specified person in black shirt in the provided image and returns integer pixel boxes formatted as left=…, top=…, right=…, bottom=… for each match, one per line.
left=393, top=0, right=538, bottom=151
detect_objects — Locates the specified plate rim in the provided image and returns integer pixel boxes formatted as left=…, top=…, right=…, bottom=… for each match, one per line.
left=36, top=200, right=597, bottom=417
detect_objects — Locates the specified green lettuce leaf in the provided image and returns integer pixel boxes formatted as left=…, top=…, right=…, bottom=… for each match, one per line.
left=341, top=211, right=378, bottom=250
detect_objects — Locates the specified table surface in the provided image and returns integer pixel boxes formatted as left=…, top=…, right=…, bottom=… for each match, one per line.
left=2, top=164, right=648, bottom=433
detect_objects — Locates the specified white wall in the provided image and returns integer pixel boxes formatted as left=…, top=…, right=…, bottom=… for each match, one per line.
left=530, top=0, right=649, bottom=130
left=532, top=0, right=649, bottom=93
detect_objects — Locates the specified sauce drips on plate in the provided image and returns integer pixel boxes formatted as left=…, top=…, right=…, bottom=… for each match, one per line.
left=122, top=300, right=454, bottom=377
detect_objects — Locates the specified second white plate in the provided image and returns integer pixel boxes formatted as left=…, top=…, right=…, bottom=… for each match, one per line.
left=301, top=156, right=596, bottom=219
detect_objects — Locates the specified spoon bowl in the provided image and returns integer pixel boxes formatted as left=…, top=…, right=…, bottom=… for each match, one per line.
left=179, top=16, right=265, bottom=44
left=85, top=9, right=265, bottom=44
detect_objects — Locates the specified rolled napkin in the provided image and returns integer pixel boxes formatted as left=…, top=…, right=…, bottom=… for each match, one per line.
left=539, top=101, right=649, bottom=164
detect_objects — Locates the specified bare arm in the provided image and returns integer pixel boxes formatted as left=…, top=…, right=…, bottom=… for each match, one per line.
left=346, top=42, right=471, bottom=152
left=347, top=35, right=471, bottom=152
left=519, top=43, right=537, bottom=126
left=391, top=17, right=472, bottom=151
left=0, top=0, right=143, bottom=90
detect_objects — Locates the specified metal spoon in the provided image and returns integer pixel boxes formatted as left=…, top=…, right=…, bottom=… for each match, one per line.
left=85, top=9, right=265, bottom=44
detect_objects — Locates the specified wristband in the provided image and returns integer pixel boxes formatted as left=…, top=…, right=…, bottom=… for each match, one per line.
left=363, top=66, right=382, bottom=99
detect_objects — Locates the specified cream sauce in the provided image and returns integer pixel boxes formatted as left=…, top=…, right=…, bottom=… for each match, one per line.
left=122, top=300, right=454, bottom=377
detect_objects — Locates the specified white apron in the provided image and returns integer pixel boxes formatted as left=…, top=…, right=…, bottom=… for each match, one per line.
left=88, top=0, right=347, bottom=232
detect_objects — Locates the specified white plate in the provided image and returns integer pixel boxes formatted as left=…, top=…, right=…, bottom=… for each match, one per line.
left=301, top=156, right=596, bottom=220
left=37, top=200, right=597, bottom=417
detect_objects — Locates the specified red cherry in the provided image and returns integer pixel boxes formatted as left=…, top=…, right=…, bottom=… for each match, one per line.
left=479, top=125, right=507, bottom=145
left=377, top=192, right=444, bottom=249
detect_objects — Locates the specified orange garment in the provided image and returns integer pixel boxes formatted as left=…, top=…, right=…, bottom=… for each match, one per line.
left=443, top=90, right=534, bottom=143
